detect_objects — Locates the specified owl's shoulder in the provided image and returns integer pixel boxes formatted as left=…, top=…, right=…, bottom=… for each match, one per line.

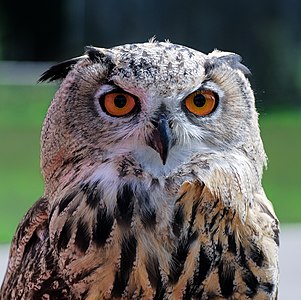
left=1, top=197, right=50, bottom=297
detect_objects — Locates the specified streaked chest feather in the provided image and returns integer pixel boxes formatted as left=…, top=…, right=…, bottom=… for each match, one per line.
left=42, top=176, right=278, bottom=300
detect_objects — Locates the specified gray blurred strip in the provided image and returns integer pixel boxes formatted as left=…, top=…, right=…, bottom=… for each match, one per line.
left=0, top=61, right=55, bottom=85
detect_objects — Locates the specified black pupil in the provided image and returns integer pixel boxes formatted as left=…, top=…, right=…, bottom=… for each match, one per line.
left=114, top=95, right=127, bottom=108
left=193, top=94, right=206, bottom=107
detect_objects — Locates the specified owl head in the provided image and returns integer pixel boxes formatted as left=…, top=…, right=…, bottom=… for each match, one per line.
left=40, top=41, right=266, bottom=199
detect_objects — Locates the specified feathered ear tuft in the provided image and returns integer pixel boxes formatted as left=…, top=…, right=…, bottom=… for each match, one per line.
left=38, top=56, right=85, bottom=83
left=84, top=46, right=115, bottom=70
left=85, top=46, right=106, bottom=63
left=207, top=50, right=251, bottom=75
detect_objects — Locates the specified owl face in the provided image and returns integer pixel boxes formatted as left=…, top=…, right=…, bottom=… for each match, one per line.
left=41, top=42, right=265, bottom=187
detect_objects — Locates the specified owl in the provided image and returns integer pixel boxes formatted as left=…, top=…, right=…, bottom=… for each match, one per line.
left=0, top=41, right=279, bottom=300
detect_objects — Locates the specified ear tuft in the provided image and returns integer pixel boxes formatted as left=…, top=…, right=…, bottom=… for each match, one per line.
left=38, top=56, right=85, bottom=83
left=208, top=50, right=251, bottom=75
left=85, top=46, right=107, bottom=63
left=85, top=46, right=116, bottom=71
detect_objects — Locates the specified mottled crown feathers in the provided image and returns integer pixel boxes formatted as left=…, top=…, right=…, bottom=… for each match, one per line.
left=38, top=44, right=250, bottom=83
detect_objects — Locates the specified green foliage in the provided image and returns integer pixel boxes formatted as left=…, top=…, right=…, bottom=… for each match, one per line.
left=260, top=111, right=301, bottom=223
left=0, top=84, right=56, bottom=127
left=0, top=85, right=53, bottom=242
left=0, top=85, right=300, bottom=243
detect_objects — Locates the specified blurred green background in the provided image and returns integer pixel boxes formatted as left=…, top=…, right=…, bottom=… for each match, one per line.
left=0, top=1, right=301, bottom=243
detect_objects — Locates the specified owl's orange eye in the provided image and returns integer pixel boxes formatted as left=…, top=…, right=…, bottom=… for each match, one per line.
left=101, top=92, right=137, bottom=117
left=184, top=90, right=218, bottom=117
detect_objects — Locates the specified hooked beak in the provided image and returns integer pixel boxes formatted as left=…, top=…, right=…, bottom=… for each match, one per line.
left=146, top=114, right=171, bottom=165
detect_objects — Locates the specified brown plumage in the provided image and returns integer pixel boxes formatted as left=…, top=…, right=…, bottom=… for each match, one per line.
left=1, top=41, right=279, bottom=299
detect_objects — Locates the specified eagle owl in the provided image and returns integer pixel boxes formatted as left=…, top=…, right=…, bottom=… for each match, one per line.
left=1, top=41, right=279, bottom=299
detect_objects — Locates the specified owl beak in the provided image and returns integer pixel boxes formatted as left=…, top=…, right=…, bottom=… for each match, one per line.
left=147, top=114, right=170, bottom=165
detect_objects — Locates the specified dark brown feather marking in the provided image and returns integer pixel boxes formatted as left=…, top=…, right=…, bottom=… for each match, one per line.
left=140, top=208, right=156, bottom=228
left=192, top=246, right=211, bottom=289
left=218, top=263, right=235, bottom=297
left=172, top=205, right=184, bottom=237
left=57, top=219, right=73, bottom=251
left=189, top=202, right=198, bottom=228
left=83, top=181, right=102, bottom=209
left=239, top=242, right=260, bottom=296
left=227, top=232, right=237, bottom=255
left=183, top=284, right=192, bottom=300
left=249, top=244, right=264, bottom=267
left=146, top=256, right=160, bottom=288
left=136, top=188, right=156, bottom=228
left=169, top=201, right=199, bottom=283
left=116, top=184, right=134, bottom=227
left=243, top=268, right=259, bottom=297
left=93, top=206, right=114, bottom=247
left=169, top=231, right=198, bottom=284
left=146, top=256, right=165, bottom=299
left=239, top=242, right=247, bottom=267
left=153, top=286, right=165, bottom=300
left=45, top=250, right=55, bottom=271
left=261, top=282, right=275, bottom=294
left=111, top=235, right=137, bottom=297
left=194, top=288, right=205, bottom=299
left=75, top=218, right=91, bottom=253
left=33, top=276, right=70, bottom=300
left=23, top=231, right=40, bottom=259
left=80, top=290, right=89, bottom=299
left=58, top=190, right=78, bottom=214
